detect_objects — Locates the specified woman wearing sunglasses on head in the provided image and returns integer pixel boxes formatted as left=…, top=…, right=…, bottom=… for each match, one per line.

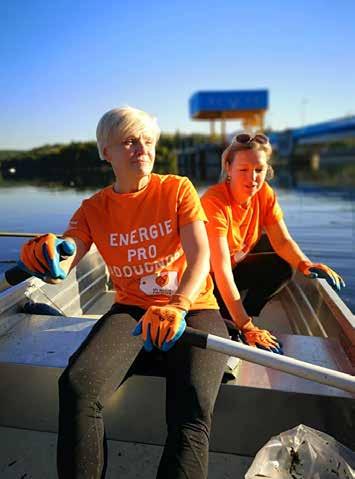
left=201, top=133, right=345, bottom=355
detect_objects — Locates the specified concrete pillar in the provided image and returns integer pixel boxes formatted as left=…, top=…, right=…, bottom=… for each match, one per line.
left=259, top=112, right=265, bottom=131
left=310, top=151, right=320, bottom=171
left=221, top=118, right=226, bottom=143
left=210, top=120, right=215, bottom=139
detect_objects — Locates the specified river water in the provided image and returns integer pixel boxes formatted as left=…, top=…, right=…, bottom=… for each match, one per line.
left=0, top=182, right=354, bottom=312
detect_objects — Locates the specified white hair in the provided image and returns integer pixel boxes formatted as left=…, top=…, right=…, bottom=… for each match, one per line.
left=96, top=106, right=161, bottom=161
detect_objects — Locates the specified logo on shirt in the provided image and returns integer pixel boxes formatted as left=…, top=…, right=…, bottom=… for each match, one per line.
left=155, top=271, right=169, bottom=287
left=139, top=271, right=178, bottom=296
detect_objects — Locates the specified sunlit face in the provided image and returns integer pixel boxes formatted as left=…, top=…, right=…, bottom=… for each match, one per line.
left=104, top=131, right=156, bottom=182
left=227, top=149, right=268, bottom=203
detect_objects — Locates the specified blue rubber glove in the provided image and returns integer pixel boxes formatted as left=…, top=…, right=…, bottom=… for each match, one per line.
left=132, top=304, right=187, bottom=352
left=18, top=233, right=76, bottom=280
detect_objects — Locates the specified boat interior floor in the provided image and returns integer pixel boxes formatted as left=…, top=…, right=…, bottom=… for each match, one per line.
left=0, top=425, right=254, bottom=479
left=0, top=285, right=354, bottom=466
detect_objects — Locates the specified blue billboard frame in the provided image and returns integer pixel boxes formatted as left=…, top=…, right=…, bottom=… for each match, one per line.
left=190, top=90, right=268, bottom=118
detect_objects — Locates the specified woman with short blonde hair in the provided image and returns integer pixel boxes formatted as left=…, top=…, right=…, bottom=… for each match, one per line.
left=96, top=106, right=161, bottom=161
left=19, top=106, right=229, bottom=479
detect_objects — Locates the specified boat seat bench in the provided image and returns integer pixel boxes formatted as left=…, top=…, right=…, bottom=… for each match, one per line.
left=0, top=313, right=353, bottom=455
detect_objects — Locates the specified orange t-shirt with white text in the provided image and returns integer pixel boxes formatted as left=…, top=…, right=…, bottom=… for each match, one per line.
left=64, top=174, right=218, bottom=310
left=201, top=181, right=283, bottom=267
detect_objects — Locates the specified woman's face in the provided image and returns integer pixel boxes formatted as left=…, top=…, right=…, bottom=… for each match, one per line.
left=104, top=130, right=156, bottom=182
left=227, top=149, right=268, bottom=203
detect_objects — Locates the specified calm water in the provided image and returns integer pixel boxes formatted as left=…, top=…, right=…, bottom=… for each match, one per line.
left=0, top=182, right=354, bottom=312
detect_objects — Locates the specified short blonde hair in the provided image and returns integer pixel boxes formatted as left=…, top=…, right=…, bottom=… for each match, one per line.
left=220, top=135, right=273, bottom=181
left=96, top=106, right=161, bottom=161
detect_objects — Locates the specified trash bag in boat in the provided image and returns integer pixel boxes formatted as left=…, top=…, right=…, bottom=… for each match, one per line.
left=245, top=424, right=355, bottom=479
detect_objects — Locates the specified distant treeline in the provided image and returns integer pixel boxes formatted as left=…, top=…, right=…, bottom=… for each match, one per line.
left=0, top=150, right=21, bottom=161
left=0, top=133, right=218, bottom=188
left=0, top=133, right=212, bottom=174
left=2, top=135, right=354, bottom=188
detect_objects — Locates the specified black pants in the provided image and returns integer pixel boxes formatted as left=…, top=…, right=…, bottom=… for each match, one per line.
left=214, top=236, right=294, bottom=319
left=57, top=304, right=228, bottom=479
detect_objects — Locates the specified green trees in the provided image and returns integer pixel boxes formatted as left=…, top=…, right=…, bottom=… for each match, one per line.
left=0, top=132, right=211, bottom=177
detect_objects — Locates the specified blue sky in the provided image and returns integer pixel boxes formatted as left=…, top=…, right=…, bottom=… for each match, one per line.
left=1, top=0, right=355, bottom=149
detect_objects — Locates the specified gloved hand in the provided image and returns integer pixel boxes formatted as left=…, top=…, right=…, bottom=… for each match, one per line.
left=18, top=233, right=76, bottom=280
left=132, top=294, right=190, bottom=352
left=298, top=260, right=345, bottom=292
left=239, top=319, right=283, bottom=355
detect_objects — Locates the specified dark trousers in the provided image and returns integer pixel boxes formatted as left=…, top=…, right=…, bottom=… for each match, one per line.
left=214, top=236, right=294, bottom=319
left=57, top=304, right=228, bottom=479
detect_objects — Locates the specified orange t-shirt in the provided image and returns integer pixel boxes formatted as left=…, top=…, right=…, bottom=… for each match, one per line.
left=64, top=174, right=218, bottom=310
left=201, top=181, right=283, bottom=267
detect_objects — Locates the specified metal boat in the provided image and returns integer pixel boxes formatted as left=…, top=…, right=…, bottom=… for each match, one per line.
left=0, top=246, right=354, bottom=478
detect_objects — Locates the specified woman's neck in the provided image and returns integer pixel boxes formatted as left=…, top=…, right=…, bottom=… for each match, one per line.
left=113, top=174, right=151, bottom=194
left=226, top=182, right=251, bottom=207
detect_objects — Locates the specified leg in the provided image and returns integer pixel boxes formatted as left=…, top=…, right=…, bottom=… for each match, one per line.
left=157, top=310, right=228, bottom=479
left=235, top=252, right=294, bottom=316
left=213, top=241, right=293, bottom=320
left=57, top=304, right=144, bottom=479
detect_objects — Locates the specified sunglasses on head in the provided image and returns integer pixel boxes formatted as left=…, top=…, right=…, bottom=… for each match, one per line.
left=233, top=133, right=269, bottom=145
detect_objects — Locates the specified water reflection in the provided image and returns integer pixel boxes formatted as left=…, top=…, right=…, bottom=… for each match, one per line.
left=1, top=166, right=115, bottom=190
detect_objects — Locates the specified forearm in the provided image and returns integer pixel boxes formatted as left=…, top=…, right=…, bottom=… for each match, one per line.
left=272, top=238, right=309, bottom=269
left=175, top=252, right=210, bottom=303
left=213, top=266, right=250, bottom=328
left=266, top=220, right=309, bottom=270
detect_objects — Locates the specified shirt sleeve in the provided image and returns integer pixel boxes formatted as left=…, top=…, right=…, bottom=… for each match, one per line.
left=63, top=202, right=93, bottom=249
left=177, top=177, right=207, bottom=227
left=262, top=184, right=284, bottom=226
left=201, top=195, right=228, bottom=236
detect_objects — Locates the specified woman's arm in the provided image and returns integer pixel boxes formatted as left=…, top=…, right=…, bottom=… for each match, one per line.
left=265, top=219, right=345, bottom=291
left=175, top=220, right=211, bottom=303
left=264, top=219, right=309, bottom=268
left=18, top=233, right=90, bottom=284
left=209, top=235, right=250, bottom=328
left=132, top=220, right=210, bottom=352
left=207, top=234, right=283, bottom=354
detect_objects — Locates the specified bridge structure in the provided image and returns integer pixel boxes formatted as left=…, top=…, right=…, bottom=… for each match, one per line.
left=269, top=116, right=355, bottom=171
left=179, top=90, right=269, bottom=180
left=180, top=91, right=355, bottom=182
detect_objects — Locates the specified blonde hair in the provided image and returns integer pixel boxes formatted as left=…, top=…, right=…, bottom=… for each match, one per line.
left=220, top=136, right=274, bottom=181
left=96, top=106, right=161, bottom=161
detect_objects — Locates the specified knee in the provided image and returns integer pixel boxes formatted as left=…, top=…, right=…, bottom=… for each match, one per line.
left=168, top=415, right=211, bottom=443
left=58, top=365, right=88, bottom=400
left=169, top=388, right=214, bottom=431
left=58, top=368, right=74, bottom=399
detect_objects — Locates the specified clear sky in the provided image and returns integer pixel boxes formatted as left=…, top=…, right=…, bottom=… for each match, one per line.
left=1, top=0, right=355, bottom=150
